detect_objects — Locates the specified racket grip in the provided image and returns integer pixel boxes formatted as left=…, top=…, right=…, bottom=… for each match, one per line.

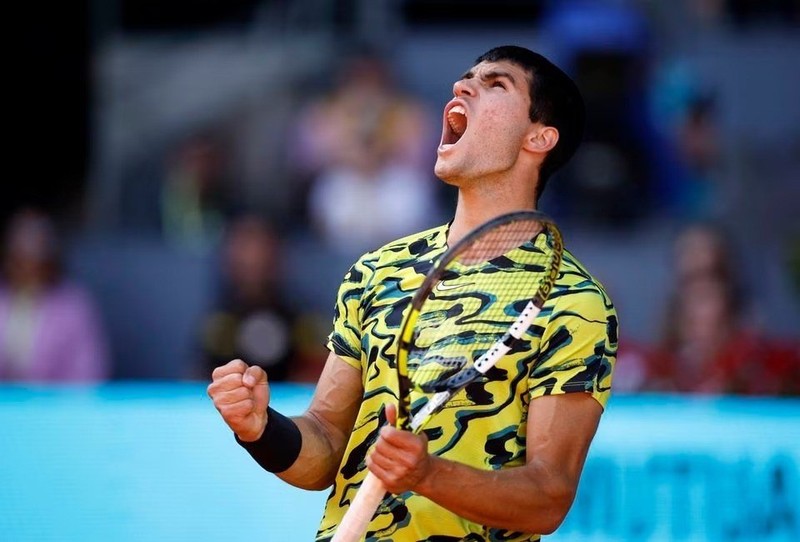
left=331, top=472, right=386, bottom=542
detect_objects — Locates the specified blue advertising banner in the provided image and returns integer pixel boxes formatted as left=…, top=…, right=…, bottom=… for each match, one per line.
left=0, top=385, right=797, bottom=541
left=554, top=396, right=799, bottom=541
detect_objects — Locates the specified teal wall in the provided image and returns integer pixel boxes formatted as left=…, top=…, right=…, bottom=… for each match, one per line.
left=1, top=385, right=798, bottom=541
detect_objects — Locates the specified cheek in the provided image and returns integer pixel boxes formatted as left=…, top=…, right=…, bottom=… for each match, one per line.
left=475, top=116, right=510, bottom=156
left=481, top=108, right=509, bottom=136
left=484, top=104, right=528, bottom=142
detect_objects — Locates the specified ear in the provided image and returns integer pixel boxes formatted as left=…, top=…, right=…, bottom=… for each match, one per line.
left=523, top=125, right=559, bottom=154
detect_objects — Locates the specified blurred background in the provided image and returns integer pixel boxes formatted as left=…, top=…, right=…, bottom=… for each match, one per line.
left=1, top=0, right=798, bottom=540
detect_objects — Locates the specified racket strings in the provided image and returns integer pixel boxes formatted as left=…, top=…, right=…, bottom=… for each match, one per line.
left=457, top=220, right=553, bottom=311
left=406, top=218, right=554, bottom=399
left=455, top=218, right=544, bottom=265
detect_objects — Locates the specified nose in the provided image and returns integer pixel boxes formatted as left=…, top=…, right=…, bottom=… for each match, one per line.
left=452, top=78, right=475, bottom=97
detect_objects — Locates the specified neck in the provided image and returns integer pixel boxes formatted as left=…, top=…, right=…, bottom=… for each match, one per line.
left=447, top=174, right=539, bottom=245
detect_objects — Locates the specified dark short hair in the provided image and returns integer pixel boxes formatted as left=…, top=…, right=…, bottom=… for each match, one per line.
left=475, top=46, right=586, bottom=199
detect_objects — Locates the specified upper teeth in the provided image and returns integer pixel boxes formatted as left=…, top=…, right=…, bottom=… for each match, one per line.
left=447, top=105, right=467, bottom=136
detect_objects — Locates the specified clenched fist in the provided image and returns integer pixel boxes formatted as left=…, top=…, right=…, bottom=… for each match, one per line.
left=366, top=403, right=432, bottom=495
left=207, top=359, right=270, bottom=442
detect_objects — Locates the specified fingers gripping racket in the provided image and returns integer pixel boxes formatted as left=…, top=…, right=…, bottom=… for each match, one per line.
left=332, top=211, right=563, bottom=542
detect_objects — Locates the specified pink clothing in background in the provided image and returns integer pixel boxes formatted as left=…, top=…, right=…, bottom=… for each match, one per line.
left=0, top=282, right=109, bottom=383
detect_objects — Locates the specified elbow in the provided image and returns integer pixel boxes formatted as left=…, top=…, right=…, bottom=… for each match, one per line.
left=293, top=469, right=337, bottom=491
left=306, top=466, right=339, bottom=491
left=536, top=512, right=568, bottom=536
left=303, top=479, right=335, bottom=492
left=528, top=479, right=576, bottom=534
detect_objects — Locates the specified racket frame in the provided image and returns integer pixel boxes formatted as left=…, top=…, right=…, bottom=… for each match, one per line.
left=331, top=210, right=562, bottom=542
left=397, top=210, right=562, bottom=432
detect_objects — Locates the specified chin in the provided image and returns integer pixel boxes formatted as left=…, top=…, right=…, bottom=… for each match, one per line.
left=434, top=171, right=466, bottom=189
left=434, top=161, right=459, bottom=186
left=438, top=175, right=461, bottom=188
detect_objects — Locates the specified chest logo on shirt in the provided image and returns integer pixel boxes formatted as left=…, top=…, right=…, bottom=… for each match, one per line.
left=435, top=279, right=475, bottom=292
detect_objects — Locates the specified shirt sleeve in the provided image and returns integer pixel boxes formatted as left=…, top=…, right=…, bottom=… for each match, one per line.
left=528, top=285, right=618, bottom=409
left=326, top=259, right=370, bottom=371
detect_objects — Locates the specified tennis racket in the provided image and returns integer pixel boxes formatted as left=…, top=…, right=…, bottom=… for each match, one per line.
left=331, top=210, right=563, bottom=542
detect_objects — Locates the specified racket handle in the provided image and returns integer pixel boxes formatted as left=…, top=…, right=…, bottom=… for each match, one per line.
left=331, top=472, right=386, bottom=542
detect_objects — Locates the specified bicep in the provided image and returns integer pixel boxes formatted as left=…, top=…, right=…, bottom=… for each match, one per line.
left=525, top=392, right=603, bottom=489
left=531, top=287, right=617, bottom=409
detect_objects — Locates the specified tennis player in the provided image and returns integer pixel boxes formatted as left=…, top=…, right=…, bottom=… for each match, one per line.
left=208, top=45, right=617, bottom=541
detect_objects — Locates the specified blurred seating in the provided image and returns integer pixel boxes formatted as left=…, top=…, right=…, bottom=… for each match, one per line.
left=289, top=49, right=444, bottom=255
left=10, top=0, right=797, bottom=390
left=196, top=214, right=328, bottom=383
left=67, top=235, right=216, bottom=380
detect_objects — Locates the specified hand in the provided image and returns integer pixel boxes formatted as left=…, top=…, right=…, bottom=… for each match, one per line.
left=366, top=403, right=432, bottom=494
left=208, top=359, right=270, bottom=442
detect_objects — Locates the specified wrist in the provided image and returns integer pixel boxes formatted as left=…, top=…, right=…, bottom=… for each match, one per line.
left=414, top=454, right=447, bottom=496
left=235, top=406, right=302, bottom=473
left=236, top=415, right=268, bottom=443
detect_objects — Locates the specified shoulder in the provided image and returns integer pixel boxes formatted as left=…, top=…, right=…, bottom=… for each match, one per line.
left=555, top=249, right=614, bottom=305
left=344, top=224, right=449, bottom=283
left=547, top=248, right=617, bottom=332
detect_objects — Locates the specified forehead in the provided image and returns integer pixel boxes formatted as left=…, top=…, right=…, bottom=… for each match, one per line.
left=465, top=60, right=532, bottom=89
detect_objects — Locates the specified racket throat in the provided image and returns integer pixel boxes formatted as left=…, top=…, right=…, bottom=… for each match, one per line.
left=408, top=328, right=522, bottom=430
left=428, top=334, right=517, bottom=393
left=410, top=391, right=450, bottom=431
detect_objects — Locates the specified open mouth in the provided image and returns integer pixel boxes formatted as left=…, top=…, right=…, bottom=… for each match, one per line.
left=442, top=104, right=468, bottom=146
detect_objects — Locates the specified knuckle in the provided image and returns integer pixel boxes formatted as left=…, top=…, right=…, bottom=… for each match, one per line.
left=218, top=373, right=244, bottom=390
left=211, top=359, right=247, bottom=380
left=373, top=440, right=388, bottom=456
left=220, top=399, right=253, bottom=417
left=248, top=365, right=268, bottom=383
left=229, top=359, right=247, bottom=372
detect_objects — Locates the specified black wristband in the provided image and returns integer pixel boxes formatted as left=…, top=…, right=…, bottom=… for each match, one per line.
left=235, top=406, right=302, bottom=473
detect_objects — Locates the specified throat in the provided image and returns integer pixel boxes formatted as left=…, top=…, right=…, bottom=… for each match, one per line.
left=448, top=188, right=537, bottom=246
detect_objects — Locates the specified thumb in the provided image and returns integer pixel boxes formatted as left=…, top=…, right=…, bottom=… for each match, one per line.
left=384, top=402, right=397, bottom=427
left=243, top=365, right=267, bottom=388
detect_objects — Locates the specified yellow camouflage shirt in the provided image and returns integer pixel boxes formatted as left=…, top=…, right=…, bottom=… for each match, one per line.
left=317, top=224, right=617, bottom=542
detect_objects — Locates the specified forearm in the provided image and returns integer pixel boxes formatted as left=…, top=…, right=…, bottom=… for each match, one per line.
left=410, top=393, right=602, bottom=534
left=255, top=354, right=362, bottom=490
left=415, top=457, right=575, bottom=535
left=274, top=410, right=351, bottom=490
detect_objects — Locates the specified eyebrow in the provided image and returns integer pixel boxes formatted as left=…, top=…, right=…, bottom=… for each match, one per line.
left=459, top=68, right=518, bottom=86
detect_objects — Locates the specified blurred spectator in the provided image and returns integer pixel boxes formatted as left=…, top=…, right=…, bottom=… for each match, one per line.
left=0, top=210, right=109, bottom=382
left=196, top=215, right=326, bottom=382
left=633, top=223, right=800, bottom=395
left=644, top=274, right=799, bottom=395
left=673, top=221, right=734, bottom=283
left=160, top=132, right=235, bottom=251
left=291, top=51, right=441, bottom=254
